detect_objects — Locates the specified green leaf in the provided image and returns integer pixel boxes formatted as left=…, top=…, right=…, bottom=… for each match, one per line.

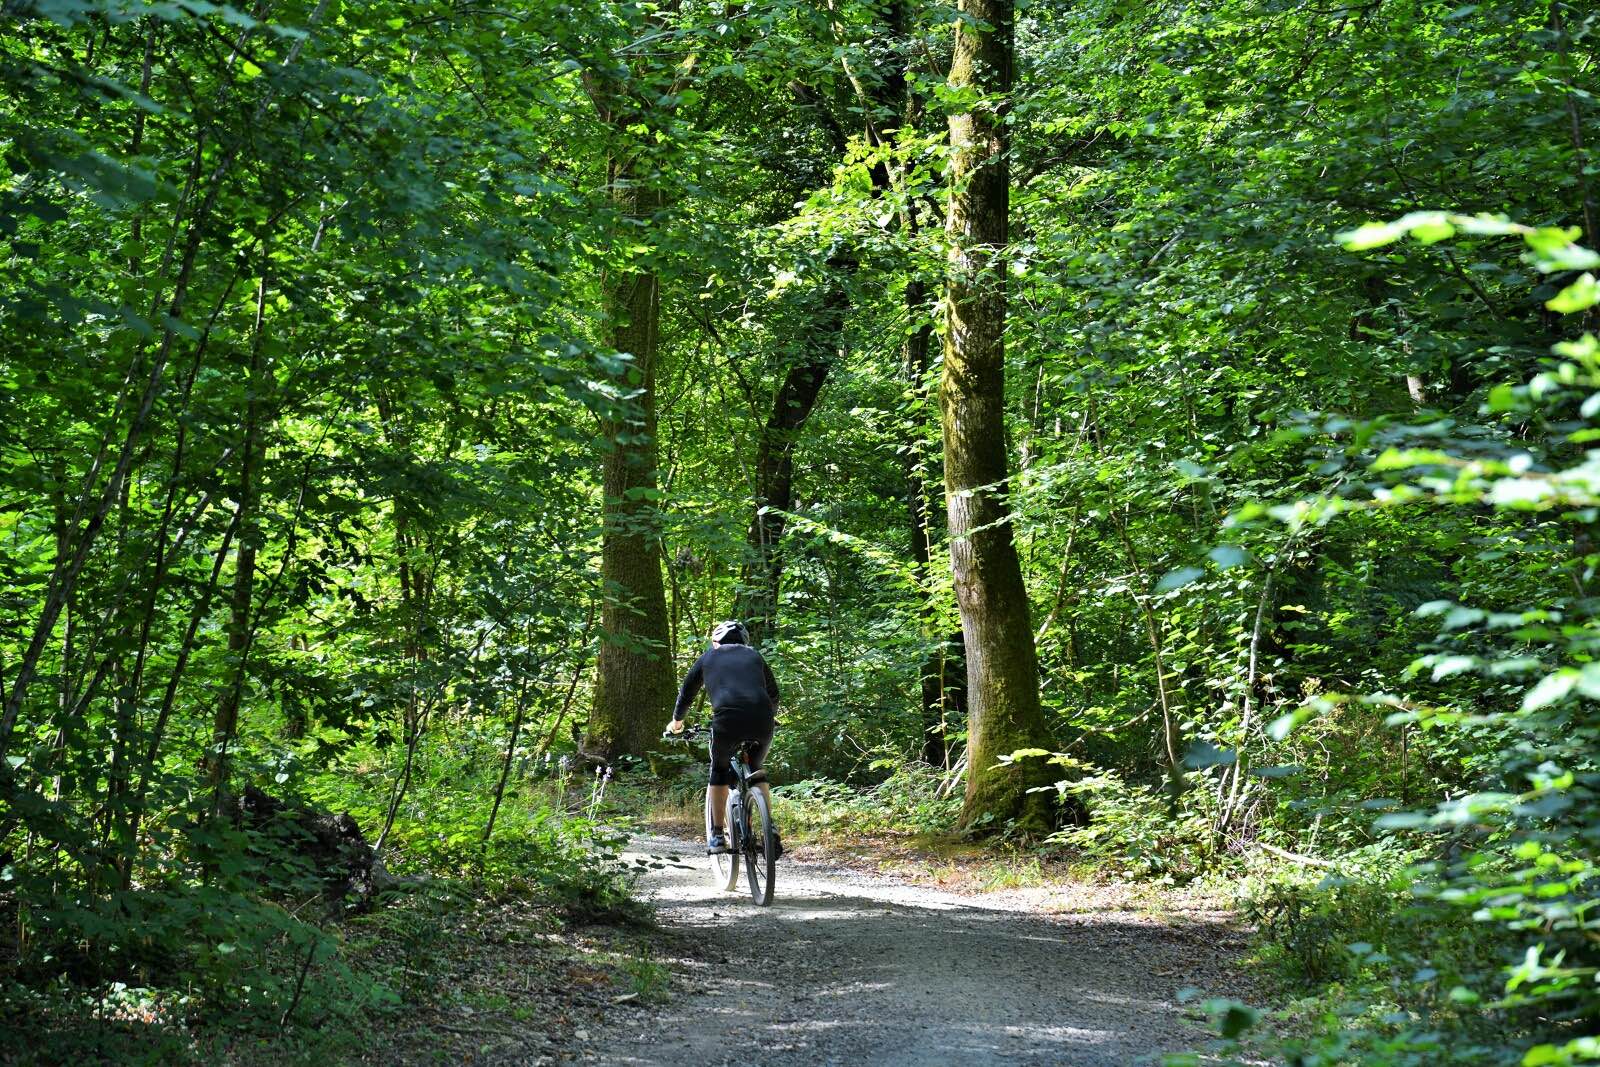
left=1431, top=655, right=1478, bottom=679
left=1374, top=811, right=1430, bottom=830
left=1531, top=242, right=1600, bottom=272
left=1266, top=710, right=1304, bottom=741
left=1411, top=218, right=1457, bottom=245
left=1522, top=670, right=1578, bottom=712
left=1183, top=740, right=1236, bottom=769
left=1456, top=214, right=1520, bottom=236
left=1339, top=221, right=1405, bottom=251
left=1202, top=999, right=1260, bottom=1039
left=1372, top=447, right=1452, bottom=471
left=1207, top=545, right=1248, bottom=568
left=1547, top=273, right=1600, bottom=314
left=1155, top=566, right=1204, bottom=593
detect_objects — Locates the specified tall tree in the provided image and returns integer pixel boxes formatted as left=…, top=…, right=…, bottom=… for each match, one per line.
left=736, top=2, right=917, bottom=648
left=878, top=0, right=956, bottom=765
left=585, top=171, right=677, bottom=761
left=940, top=0, right=1053, bottom=830
left=582, top=15, right=688, bottom=760
left=736, top=263, right=845, bottom=646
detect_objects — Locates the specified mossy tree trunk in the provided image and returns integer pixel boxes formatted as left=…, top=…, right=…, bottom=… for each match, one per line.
left=579, top=7, right=695, bottom=761
left=586, top=172, right=676, bottom=761
left=941, top=0, right=1054, bottom=833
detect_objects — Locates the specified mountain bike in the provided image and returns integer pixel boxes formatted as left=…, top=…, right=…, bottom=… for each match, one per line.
left=663, top=726, right=777, bottom=906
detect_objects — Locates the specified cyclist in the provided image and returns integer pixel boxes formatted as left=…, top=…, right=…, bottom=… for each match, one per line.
left=664, top=619, right=782, bottom=857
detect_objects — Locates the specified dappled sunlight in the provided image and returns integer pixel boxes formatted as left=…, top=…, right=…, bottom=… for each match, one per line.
left=7, top=1, right=1574, bottom=1063
left=601, top=833, right=1212, bottom=1065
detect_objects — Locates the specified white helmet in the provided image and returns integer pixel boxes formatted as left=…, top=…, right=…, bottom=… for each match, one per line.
left=711, top=620, right=750, bottom=645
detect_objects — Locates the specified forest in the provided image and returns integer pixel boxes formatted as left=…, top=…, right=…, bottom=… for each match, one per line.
left=1, top=0, right=1598, bottom=1064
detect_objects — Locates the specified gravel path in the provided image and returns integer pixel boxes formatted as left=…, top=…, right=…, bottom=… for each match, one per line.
left=591, top=833, right=1236, bottom=1067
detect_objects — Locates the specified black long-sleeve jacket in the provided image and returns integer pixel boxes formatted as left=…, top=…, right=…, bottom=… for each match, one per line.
left=672, top=644, right=779, bottom=724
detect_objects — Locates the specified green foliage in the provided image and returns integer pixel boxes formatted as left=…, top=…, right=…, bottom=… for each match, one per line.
left=0, top=0, right=653, bottom=1046
left=1046, top=768, right=1217, bottom=881
left=1195, top=214, right=1600, bottom=1064
left=622, top=945, right=672, bottom=1005
left=5, top=0, right=1600, bottom=1060
left=775, top=763, right=961, bottom=838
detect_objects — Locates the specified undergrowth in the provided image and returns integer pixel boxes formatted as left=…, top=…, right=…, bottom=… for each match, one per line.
left=1, top=740, right=644, bottom=1065
left=773, top=763, right=961, bottom=838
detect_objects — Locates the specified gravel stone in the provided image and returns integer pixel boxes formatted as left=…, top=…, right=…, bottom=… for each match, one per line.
left=592, top=833, right=1236, bottom=1067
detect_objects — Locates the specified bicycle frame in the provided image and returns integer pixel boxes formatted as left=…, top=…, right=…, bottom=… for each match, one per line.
left=724, top=740, right=762, bottom=845
left=665, top=725, right=776, bottom=905
left=724, top=739, right=775, bottom=905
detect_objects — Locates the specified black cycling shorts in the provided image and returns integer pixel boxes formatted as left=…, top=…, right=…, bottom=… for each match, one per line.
left=708, top=718, right=772, bottom=787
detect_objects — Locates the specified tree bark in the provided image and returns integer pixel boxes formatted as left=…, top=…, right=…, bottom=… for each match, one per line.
left=204, top=273, right=270, bottom=800
left=737, top=260, right=848, bottom=645
left=586, top=175, right=675, bottom=761
left=877, top=0, right=951, bottom=766
left=905, top=278, right=952, bottom=765
left=941, top=0, right=1053, bottom=832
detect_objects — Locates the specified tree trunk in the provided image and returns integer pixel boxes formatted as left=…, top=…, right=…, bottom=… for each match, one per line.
left=918, top=630, right=966, bottom=767
left=586, top=178, right=675, bottom=761
left=122, top=512, right=238, bottom=889
left=204, top=274, right=269, bottom=800
left=877, top=1, right=950, bottom=767
left=483, top=669, right=533, bottom=846
left=904, top=278, right=951, bottom=765
left=941, top=0, right=1053, bottom=833
left=737, top=260, right=848, bottom=645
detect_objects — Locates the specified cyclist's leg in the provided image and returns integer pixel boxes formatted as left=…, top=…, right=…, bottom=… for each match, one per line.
left=746, top=730, right=773, bottom=790
left=707, top=785, right=730, bottom=825
left=706, top=726, right=738, bottom=848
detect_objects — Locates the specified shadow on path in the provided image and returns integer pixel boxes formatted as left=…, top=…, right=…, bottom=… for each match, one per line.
left=592, top=834, right=1237, bottom=1067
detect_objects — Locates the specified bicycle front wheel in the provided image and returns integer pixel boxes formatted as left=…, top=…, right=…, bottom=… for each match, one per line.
left=707, top=789, right=738, bottom=892
left=743, top=788, right=776, bottom=906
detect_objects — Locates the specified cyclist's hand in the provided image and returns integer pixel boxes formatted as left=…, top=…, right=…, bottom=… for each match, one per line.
left=664, top=718, right=685, bottom=736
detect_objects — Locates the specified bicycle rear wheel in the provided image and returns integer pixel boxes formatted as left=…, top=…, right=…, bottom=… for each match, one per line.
left=706, top=790, right=738, bottom=891
left=743, top=788, right=776, bottom=906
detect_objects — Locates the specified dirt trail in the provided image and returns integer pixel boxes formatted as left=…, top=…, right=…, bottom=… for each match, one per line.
left=589, top=833, right=1239, bottom=1067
